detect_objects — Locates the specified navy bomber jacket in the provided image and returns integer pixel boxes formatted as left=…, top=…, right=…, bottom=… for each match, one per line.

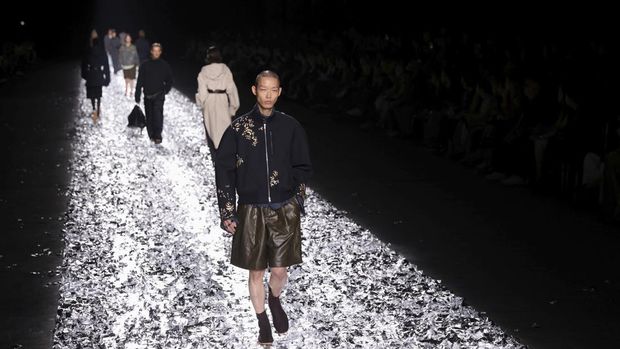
left=215, top=105, right=313, bottom=222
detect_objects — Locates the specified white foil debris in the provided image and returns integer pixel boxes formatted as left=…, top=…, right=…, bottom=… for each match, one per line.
left=53, top=73, right=526, bottom=348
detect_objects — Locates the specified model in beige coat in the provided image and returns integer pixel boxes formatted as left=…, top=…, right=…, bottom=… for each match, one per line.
left=196, top=46, right=240, bottom=152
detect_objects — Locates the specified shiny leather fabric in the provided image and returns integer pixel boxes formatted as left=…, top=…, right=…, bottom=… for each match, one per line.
left=231, top=199, right=302, bottom=270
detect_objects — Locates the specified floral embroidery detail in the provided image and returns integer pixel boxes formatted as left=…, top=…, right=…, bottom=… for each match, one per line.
left=224, top=202, right=235, bottom=214
left=232, top=116, right=257, bottom=147
left=297, top=183, right=306, bottom=198
left=217, top=188, right=236, bottom=219
left=270, top=170, right=279, bottom=187
left=236, top=154, right=244, bottom=168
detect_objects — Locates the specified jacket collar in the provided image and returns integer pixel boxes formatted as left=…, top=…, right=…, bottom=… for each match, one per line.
left=250, top=104, right=278, bottom=123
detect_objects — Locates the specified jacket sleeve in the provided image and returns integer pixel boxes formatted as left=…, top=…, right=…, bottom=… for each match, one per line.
left=291, top=122, right=313, bottom=199
left=135, top=63, right=143, bottom=102
left=226, top=68, right=240, bottom=116
left=196, top=70, right=208, bottom=108
left=80, top=53, right=88, bottom=80
left=215, top=126, right=238, bottom=223
left=103, top=53, right=110, bottom=86
left=132, top=46, right=140, bottom=66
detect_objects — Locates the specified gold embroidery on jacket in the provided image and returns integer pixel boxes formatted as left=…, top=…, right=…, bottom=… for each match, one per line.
left=217, top=188, right=236, bottom=218
left=270, top=170, right=279, bottom=187
left=297, top=183, right=306, bottom=198
left=232, top=117, right=257, bottom=147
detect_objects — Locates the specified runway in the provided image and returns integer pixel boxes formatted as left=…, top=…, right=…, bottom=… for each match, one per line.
left=52, top=72, right=524, bottom=348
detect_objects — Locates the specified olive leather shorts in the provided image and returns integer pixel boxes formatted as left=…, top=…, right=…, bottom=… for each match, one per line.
left=231, top=199, right=302, bottom=270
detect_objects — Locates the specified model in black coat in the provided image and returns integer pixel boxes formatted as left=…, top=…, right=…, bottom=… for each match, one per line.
left=81, top=37, right=110, bottom=122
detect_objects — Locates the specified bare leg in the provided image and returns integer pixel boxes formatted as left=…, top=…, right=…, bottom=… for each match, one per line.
left=268, top=267, right=288, bottom=297
left=249, top=269, right=266, bottom=313
left=268, top=267, right=289, bottom=334
left=130, top=79, right=135, bottom=96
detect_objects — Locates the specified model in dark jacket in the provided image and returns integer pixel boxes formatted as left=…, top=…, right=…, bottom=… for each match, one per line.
left=81, top=37, right=110, bottom=122
left=215, top=104, right=312, bottom=219
left=135, top=43, right=173, bottom=144
left=215, top=70, right=312, bottom=345
left=135, top=30, right=150, bottom=64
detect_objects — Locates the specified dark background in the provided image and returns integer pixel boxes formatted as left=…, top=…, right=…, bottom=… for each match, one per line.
left=2, top=2, right=620, bottom=348
left=1, top=1, right=617, bottom=60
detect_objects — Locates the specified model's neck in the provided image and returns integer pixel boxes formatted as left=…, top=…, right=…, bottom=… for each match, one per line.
left=258, top=106, right=273, bottom=117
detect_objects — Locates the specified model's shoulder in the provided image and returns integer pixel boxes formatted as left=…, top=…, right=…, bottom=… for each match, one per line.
left=231, top=112, right=252, bottom=128
left=156, top=58, right=170, bottom=67
left=276, top=110, right=301, bottom=125
left=276, top=110, right=295, bottom=120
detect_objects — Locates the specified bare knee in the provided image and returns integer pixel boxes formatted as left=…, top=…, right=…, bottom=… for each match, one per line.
left=270, top=267, right=287, bottom=280
left=249, top=269, right=266, bottom=283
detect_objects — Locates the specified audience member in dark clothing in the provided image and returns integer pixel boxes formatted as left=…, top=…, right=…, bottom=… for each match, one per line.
left=135, top=43, right=174, bottom=144
left=601, top=115, right=620, bottom=215
left=81, top=37, right=110, bottom=123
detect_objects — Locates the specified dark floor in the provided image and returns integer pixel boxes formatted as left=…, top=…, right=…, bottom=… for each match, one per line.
left=0, top=61, right=79, bottom=348
left=1, top=59, right=618, bottom=349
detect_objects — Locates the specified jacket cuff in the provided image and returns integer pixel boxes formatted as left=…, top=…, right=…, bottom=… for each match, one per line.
left=220, top=215, right=239, bottom=231
left=296, top=183, right=307, bottom=199
left=219, top=204, right=237, bottom=222
left=295, top=194, right=306, bottom=216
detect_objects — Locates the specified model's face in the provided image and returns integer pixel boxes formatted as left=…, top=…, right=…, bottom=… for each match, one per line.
left=151, top=46, right=162, bottom=59
left=252, top=77, right=281, bottom=111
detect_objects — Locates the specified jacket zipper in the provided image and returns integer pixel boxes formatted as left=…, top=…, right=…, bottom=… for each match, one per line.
left=269, top=131, right=274, bottom=156
left=263, top=120, right=271, bottom=202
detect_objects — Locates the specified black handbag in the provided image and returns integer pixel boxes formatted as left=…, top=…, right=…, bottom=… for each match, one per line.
left=127, top=104, right=146, bottom=128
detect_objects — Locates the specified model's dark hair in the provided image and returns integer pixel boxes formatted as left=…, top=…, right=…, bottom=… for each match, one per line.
left=254, top=70, right=280, bottom=86
left=206, top=45, right=222, bottom=64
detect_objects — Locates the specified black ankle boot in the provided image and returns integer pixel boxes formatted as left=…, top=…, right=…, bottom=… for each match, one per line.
left=256, top=311, right=273, bottom=345
left=268, top=286, right=289, bottom=334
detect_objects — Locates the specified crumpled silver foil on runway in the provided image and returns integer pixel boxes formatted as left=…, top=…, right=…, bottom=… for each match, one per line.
left=53, top=73, right=526, bottom=348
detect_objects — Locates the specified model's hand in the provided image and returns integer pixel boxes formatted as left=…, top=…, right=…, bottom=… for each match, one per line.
left=223, top=219, right=237, bottom=234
